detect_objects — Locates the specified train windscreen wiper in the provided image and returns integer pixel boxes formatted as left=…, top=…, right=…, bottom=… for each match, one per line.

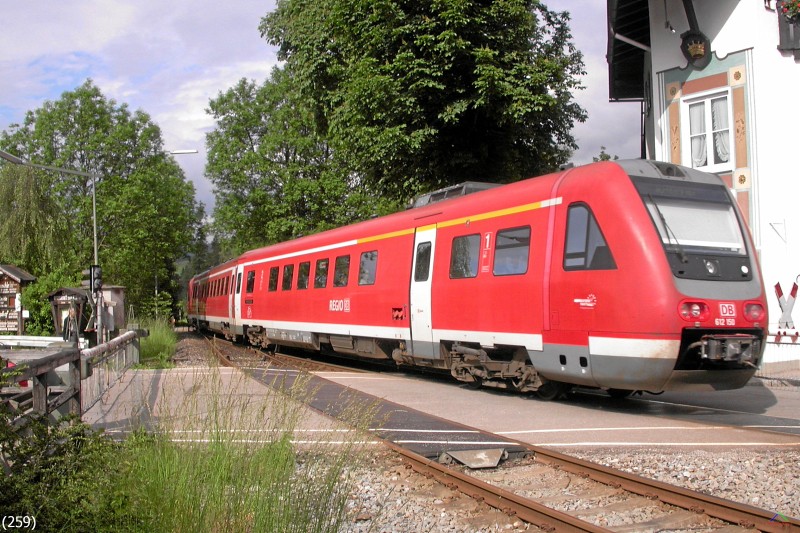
left=648, top=194, right=689, bottom=264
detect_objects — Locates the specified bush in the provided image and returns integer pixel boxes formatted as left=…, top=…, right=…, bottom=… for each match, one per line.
left=0, top=415, right=140, bottom=532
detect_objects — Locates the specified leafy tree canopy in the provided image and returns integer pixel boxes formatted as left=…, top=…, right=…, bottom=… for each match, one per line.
left=260, top=0, right=587, bottom=199
left=593, top=145, right=620, bottom=162
left=0, top=165, right=74, bottom=274
left=0, top=80, right=203, bottom=318
left=206, top=68, right=395, bottom=255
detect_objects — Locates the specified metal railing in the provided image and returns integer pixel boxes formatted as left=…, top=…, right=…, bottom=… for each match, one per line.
left=80, top=330, right=139, bottom=412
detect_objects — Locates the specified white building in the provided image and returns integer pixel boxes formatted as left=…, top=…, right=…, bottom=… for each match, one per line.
left=607, top=0, right=800, bottom=372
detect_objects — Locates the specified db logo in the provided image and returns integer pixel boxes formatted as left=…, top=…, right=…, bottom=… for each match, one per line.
left=719, top=303, right=736, bottom=317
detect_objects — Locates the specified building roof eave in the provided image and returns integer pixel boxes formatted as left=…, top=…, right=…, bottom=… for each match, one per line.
left=607, top=0, right=650, bottom=101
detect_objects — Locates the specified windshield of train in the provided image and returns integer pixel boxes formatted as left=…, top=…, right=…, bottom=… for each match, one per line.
left=632, top=177, right=746, bottom=256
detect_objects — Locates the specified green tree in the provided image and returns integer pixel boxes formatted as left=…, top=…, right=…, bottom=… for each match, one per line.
left=19, top=268, right=79, bottom=336
left=0, top=80, right=203, bottom=316
left=593, top=146, right=619, bottom=162
left=0, top=165, right=75, bottom=274
left=261, top=0, right=587, bottom=200
left=206, top=69, right=391, bottom=254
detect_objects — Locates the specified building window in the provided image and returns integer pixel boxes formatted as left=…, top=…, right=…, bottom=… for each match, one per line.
left=681, top=90, right=733, bottom=173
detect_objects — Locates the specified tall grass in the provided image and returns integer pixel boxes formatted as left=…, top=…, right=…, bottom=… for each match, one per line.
left=138, top=318, right=177, bottom=368
left=117, top=362, right=377, bottom=532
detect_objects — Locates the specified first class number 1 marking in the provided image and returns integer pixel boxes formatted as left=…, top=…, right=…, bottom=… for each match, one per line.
left=2, top=516, right=36, bottom=530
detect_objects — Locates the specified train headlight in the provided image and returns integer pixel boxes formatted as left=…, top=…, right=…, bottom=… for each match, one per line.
left=703, top=259, right=720, bottom=276
left=744, top=302, right=765, bottom=322
left=679, top=301, right=709, bottom=321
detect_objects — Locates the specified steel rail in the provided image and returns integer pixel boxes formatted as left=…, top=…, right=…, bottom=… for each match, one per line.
left=533, top=447, right=800, bottom=532
left=384, top=441, right=612, bottom=533
left=203, top=334, right=368, bottom=374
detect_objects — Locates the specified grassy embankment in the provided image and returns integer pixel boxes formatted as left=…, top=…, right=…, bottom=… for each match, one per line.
left=1, top=319, right=378, bottom=531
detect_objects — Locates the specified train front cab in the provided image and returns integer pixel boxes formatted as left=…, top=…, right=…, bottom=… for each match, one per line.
left=543, top=160, right=766, bottom=393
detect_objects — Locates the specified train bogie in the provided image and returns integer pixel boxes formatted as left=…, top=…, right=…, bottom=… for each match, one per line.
left=188, top=160, right=767, bottom=397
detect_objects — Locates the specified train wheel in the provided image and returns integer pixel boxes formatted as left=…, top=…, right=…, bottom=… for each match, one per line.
left=536, top=380, right=569, bottom=401
left=466, top=376, right=483, bottom=390
left=607, top=389, right=634, bottom=399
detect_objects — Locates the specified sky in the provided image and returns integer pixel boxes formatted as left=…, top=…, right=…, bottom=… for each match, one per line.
left=0, top=0, right=641, bottom=215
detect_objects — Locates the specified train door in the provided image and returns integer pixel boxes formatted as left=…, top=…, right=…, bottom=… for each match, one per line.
left=228, top=270, right=236, bottom=326
left=547, top=201, right=617, bottom=386
left=410, top=226, right=437, bottom=357
left=232, top=265, right=243, bottom=335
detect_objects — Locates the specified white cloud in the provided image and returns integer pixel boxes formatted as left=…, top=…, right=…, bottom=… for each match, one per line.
left=1, top=0, right=639, bottom=212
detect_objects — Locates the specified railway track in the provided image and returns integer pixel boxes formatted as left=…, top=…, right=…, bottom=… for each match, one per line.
left=203, top=334, right=363, bottom=373
left=201, top=334, right=800, bottom=532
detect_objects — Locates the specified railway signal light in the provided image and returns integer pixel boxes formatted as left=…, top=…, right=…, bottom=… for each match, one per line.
left=91, top=265, right=102, bottom=292
left=81, top=265, right=102, bottom=293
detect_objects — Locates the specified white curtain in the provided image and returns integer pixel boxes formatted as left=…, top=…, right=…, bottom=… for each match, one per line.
left=711, top=97, right=730, bottom=164
left=689, top=103, right=707, bottom=167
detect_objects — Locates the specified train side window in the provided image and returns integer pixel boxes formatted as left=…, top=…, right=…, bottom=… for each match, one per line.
left=564, top=204, right=617, bottom=270
left=230, top=274, right=235, bottom=294
left=268, top=267, right=279, bottom=291
left=493, top=226, right=530, bottom=276
left=314, top=259, right=329, bottom=288
left=414, top=242, right=432, bottom=282
left=236, top=272, right=242, bottom=294
left=246, top=270, right=256, bottom=293
left=334, top=255, right=350, bottom=287
left=359, top=251, right=378, bottom=285
left=297, top=261, right=310, bottom=289
left=282, top=264, right=294, bottom=291
left=449, top=234, right=480, bottom=278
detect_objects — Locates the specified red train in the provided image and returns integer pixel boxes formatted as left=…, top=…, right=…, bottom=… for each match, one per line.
left=188, top=160, right=767, bottom=399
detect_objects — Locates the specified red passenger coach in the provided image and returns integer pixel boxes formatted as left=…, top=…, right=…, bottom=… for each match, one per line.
left=188, top=160, right=767, bottom=399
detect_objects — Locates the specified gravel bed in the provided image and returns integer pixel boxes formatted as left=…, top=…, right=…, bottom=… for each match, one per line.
left=341, top=447, right=800, bottom=531
left=342, top=449, right=537, bottom=532
left=569, top=448, right=800, bottom=522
